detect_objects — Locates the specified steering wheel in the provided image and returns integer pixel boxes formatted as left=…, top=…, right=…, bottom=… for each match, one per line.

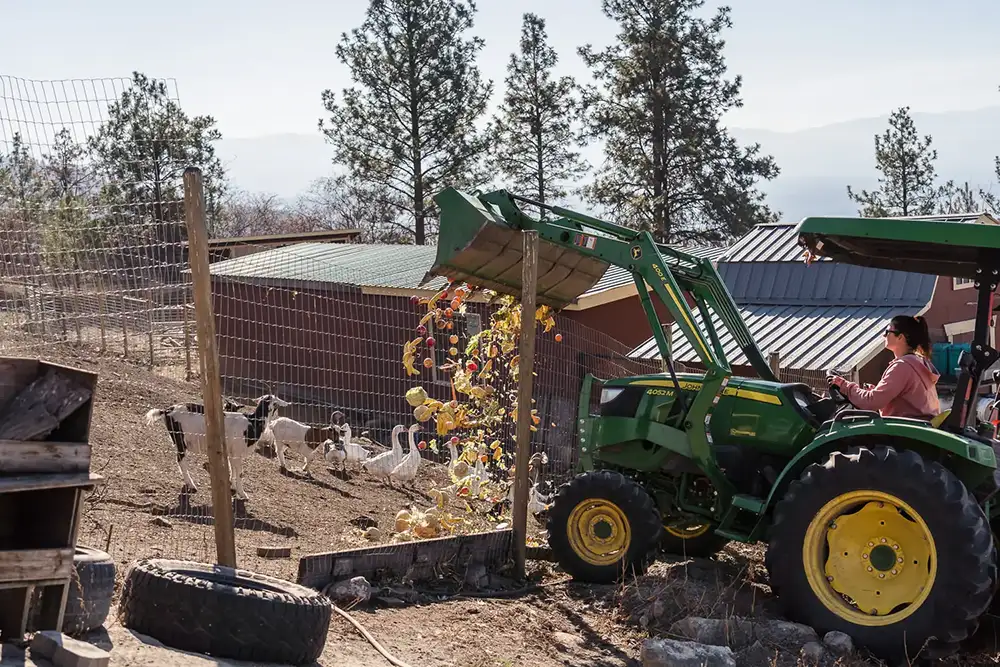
left=825, top=369, right=853, bottom=408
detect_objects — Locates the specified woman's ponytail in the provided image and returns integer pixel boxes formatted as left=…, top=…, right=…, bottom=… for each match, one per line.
left=891, top=315, right=932, bottom=357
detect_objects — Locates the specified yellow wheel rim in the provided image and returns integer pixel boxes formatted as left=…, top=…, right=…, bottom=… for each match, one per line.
left=665, top=523, right=711, bottom=539
left=567, top=499, right=631, bottom=566
left=803, top=490, right=937, bottom=627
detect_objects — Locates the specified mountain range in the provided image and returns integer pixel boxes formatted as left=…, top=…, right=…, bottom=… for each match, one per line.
left=214, top=106, right=1000, bottom=223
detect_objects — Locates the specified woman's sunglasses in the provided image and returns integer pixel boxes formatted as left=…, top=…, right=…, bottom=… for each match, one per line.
left=883, top=328, right=900, bottom=337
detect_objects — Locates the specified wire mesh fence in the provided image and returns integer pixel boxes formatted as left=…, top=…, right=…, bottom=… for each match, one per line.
left=779, top=367, right=830, bottom=395
left=0, top=75, right=214, bottom=587
left=0, top=74, right=667, bottom=591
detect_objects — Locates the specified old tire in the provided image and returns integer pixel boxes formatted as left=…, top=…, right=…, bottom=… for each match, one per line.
left=118, top=558, right=331, bottom=665
left=660, top=524, right=729, bottom=558
left=766, top=446, right=995, bottom=664
left=63, top=546, right=116, bottom=636
left=547, top=470, right=662, bottom=583
left=25, top=545, right=116, bottom=636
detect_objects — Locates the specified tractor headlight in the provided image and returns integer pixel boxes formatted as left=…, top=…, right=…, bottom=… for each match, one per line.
left=600, top=387, right=624, bottom=404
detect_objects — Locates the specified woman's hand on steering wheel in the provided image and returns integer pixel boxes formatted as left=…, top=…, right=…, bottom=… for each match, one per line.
left=827, top=373, right=851, bottom=404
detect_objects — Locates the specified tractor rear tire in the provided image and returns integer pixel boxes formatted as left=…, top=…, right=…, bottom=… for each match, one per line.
left=660, top=524, right=729, bottom=558
left=766, top=446, right=995, bottom=664
left=546, top=470, right=662, bottom=584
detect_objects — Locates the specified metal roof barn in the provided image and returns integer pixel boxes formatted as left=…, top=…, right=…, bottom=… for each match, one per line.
left=203, top=242, right=725, bottom=303
left=629, top=223, right=938, bottom=373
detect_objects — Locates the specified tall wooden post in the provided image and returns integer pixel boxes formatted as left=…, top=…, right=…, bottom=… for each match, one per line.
left=768, top=351, right=781, bottom=380
left=183, top=167, right=237, bottom=568
left=512, top=230, right=539, bottom=580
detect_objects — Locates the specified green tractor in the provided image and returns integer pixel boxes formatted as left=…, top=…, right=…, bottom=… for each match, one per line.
left=426, top=188, right=1000, bottom=663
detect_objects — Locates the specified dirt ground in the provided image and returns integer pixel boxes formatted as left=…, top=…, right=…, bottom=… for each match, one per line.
left=22, top=341, right=539, bottom=585
left=7, top=341, right=1000, bottom=666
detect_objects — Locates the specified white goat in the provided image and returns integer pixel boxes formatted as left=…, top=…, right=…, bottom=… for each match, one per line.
left=144, top=395, right=288, bottom=500
left=258, top=415, right=337, bottom=475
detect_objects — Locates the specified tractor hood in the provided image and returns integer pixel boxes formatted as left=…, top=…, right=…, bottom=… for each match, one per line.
left=796, top=216, right=1000, bottom=278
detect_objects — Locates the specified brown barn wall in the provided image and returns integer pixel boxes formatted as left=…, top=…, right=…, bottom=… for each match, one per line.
left=561, top=293, right=675, bottom=349
left=210, top=278, right=658, bottom=474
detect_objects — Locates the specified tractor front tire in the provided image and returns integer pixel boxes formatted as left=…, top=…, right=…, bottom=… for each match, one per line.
left=547, top=470, right=662, bottom=584
left=660, top=524, right=729, bottom=558
left=766, top=446, right=995, bottom=664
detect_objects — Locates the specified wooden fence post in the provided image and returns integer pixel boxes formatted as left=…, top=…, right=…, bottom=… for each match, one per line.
left=183, top=167, right=237, bottom=568
left=147, top=286, right=155, bottom=369
left=183, top=301, right=193, bottom=382
left=768, top=351, right=781, bottom=380
left=512, top=230, right=539, bottom=580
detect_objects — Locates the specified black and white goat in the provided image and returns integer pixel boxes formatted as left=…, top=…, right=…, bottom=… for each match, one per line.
left=144, top=394, right=289, bottom=500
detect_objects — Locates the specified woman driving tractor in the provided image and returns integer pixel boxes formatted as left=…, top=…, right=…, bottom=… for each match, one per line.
left=829, top=315, right=941, bottom=420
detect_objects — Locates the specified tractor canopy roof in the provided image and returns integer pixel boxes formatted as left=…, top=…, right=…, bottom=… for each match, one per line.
left=796, top=216, right=1000, bottom=279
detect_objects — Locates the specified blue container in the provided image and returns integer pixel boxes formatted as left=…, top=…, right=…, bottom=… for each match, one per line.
left=932, top=343, right=951, bottom=377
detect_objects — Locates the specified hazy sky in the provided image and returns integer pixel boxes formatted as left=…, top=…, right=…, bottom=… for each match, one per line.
left=4, top=0, right=1000, bottom=138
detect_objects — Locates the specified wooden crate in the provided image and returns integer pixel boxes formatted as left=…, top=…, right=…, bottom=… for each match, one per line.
left=0, top=358, right=97, bottom=475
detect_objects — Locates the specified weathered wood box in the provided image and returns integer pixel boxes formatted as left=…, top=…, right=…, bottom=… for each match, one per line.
left=0, top=357, right=102, bottom=641
left=0, top=358, right=97, bottom=475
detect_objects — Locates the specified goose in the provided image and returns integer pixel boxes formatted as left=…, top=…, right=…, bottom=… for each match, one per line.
left=338, top=423, right=373, bottom=467
left=389, top=424, right=422, bottom=487
left=361, top=424, right=406, bottom=483
left=469, top=456, right=487, bottom=498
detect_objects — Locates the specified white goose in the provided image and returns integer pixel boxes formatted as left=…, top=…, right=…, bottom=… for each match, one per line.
left=389, top=424, right=422, bottom=487
left=338, top=423, right=373, bottom=467
left=361, top=425, right=406, bottom=482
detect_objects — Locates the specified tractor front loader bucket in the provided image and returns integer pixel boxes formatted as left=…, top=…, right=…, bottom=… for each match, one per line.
left=423, top=187, right=609, bottom=310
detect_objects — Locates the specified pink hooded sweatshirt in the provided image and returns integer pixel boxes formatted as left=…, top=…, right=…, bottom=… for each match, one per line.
left=841, top=354, right=941, bottom=420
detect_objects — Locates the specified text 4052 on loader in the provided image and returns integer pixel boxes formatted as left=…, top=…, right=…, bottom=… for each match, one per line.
left=426, top=187, right=1000, bottom=663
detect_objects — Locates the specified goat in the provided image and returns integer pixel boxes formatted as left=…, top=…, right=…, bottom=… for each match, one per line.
left=258, top=411, right=340, bottom=475
left=144, top=394, right=288, bottom=500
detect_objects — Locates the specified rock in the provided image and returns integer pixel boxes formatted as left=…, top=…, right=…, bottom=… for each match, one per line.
left=735, top=640, right=775, bottom=667
left=799, top=641, right=826, bottom=664
left=150, top=516, right=172, bottom=528
left=642, top=638, right=736, bottom=667
left=30, top=631, right=110, bottom=667
left=669, top=617, right=753, bottom=649
left=362, top=527, right=382, bottom=540
left=752, top=619, right=818, bottom=650
left=823, top=630, right=854, bottom=656
left=551, top=631, right=583, bottom=651
left=327, top=575, right=371, bottom=604
left=374, top=596, right=406, bottom=607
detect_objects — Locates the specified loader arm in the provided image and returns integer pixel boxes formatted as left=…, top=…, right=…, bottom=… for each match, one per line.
left=425, top=187, right=779, bottom=500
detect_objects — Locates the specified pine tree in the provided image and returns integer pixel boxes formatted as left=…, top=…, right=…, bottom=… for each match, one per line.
left=320, top=0, right=492, bottom=245
left=489, top=13, right=587, bottom=217
left=936, top=179, right=999, bottom=215
left=847, top=106, right=939, bottom=217
left=577, top=0, right=779, bottom=246
left=88, top=72, right=226, bottom=275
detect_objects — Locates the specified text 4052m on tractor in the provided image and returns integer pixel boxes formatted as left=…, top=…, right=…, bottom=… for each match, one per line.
left=426, top=187, right=1000, bottom=664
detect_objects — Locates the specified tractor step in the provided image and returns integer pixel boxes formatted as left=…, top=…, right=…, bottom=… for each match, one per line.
left=717, top=493, right=765, bottom=541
